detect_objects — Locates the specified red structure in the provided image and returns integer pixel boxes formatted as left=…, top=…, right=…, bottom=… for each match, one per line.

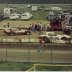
left=50, top=18, right=66, bottom=31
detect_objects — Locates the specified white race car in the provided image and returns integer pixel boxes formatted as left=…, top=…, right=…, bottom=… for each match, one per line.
left=38, top=32, right=70, bottom=43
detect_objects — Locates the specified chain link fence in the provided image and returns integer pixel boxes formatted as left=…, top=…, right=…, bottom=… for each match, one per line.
left=0, top=42, right=72, bottom=63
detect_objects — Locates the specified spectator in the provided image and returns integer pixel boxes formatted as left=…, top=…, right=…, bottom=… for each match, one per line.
left=63, top=29, right=71, bottom=35
left=31, top=23, right=35, bottom=31
left=3, top=23, right=6, bottom=28
left=35, top=24, right=38, bottom=31
left=46, top=23, right=51, bottom=31
left=7, top=22, right=9, bottom=27
left=29, top=24, right=32, bottom=30
left=42, top=25, right=46, bottom=31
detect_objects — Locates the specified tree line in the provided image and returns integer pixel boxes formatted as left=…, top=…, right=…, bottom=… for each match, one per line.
left=0, top=0, right=72, bottom=4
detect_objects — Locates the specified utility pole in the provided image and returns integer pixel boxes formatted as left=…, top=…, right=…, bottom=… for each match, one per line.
left=6, top=37, right=7, bottom=62
left=28, top=28, right=31, bottom=62
left=50, top=36, right=53, bottom=64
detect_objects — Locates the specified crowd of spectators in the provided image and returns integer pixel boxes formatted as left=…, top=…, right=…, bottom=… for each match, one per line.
left=29, top=22, right=51, bottom=31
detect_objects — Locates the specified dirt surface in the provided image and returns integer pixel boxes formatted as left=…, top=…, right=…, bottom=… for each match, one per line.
left=0, top=20, right=72, bottom=39
left=0, top=29, right=70, bottom=38
left=0, top=20, right=49, bottom=27
left=0, top=47, right=72, bottom=63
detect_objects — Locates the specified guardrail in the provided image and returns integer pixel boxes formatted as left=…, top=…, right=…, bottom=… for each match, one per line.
left=0, top=38, right=39, bottom=43
left=0, top=37, right=72, bottom=44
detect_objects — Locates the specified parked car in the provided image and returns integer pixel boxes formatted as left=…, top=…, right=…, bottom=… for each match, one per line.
left=3, top=28, right=31, bottom=35
left=51, top=7, right=62, bottom=11
left=38, top=32, right=70, bottom=43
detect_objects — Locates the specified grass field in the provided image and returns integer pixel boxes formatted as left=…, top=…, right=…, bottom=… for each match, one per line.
left=0, top=4, right=72, bottom=20
left=0, top=62, right=72, bottom=71
left=0, top=62, right=33, bottom=71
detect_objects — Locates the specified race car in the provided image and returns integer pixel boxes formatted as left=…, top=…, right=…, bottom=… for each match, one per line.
left=3, top=28, right=31, bottom=35
left=38, top=32, right=70, bottom=43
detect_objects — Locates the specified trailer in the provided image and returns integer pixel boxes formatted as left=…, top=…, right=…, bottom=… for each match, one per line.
left=21, top=12, right=33, bottom=20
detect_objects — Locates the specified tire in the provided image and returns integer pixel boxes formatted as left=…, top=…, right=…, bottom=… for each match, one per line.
left=26, top=32, right=31, bottom=35
left=43, top=37, right=51, bottom=43
left=61, top=37, right=67, bottom=40
left=9, top=33, right=15, bottom=36
left=10, top=34, right=14, bottom=36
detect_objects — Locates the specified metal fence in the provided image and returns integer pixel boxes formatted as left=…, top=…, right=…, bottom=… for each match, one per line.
left=0, top=42, right=72, bottom=63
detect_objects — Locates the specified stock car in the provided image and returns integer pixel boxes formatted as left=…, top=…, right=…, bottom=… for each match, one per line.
left=3, top=28, right=31, bottom=35
left=38, top=32, right=70, bottom=43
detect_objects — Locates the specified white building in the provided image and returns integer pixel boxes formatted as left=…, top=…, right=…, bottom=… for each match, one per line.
left=31, top=5, right=37, bottom=11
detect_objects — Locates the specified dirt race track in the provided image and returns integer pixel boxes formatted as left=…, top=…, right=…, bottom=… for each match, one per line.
left=0, top=20, right=71, bottom=39
left=0, top=43, right=72, bottom=63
